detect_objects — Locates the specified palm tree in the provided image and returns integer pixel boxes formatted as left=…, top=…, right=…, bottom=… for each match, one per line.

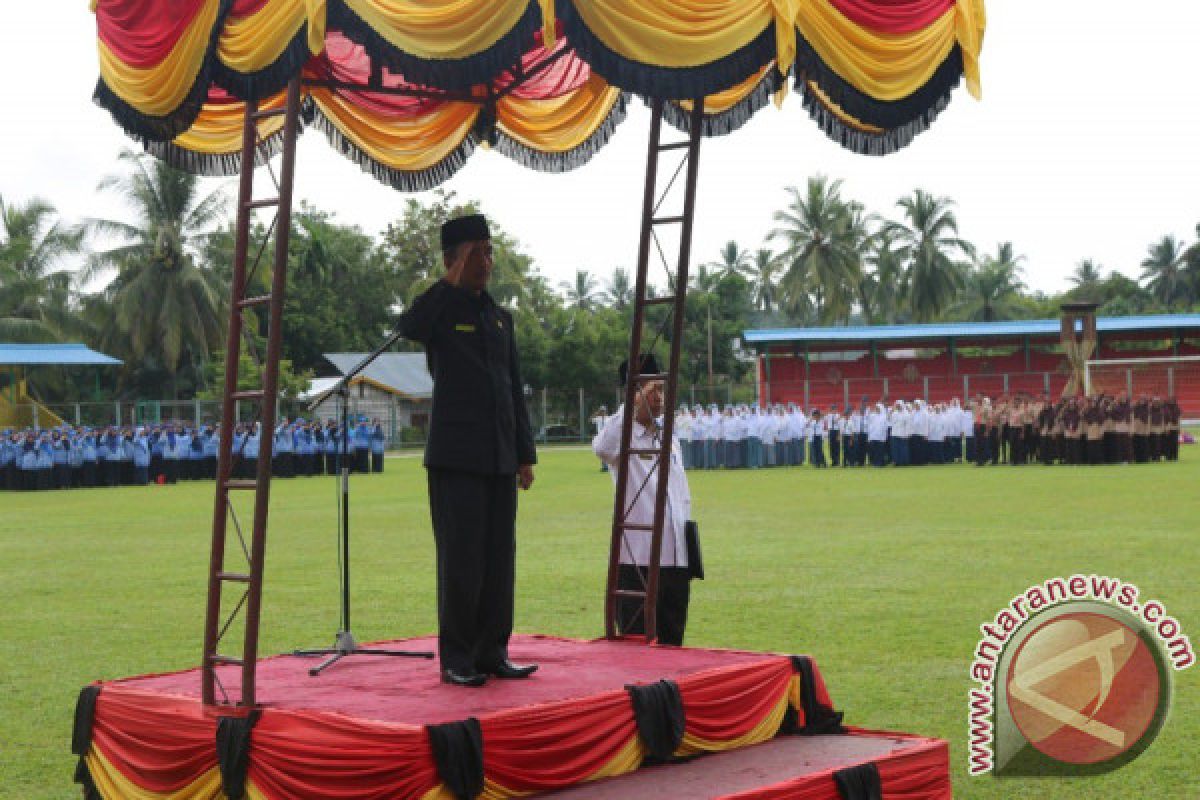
left=705, top=240, right=752, bottom=279
left=1140, top=234, right=1192, bottom=310
left=560, top=269, right=600, bottom=311
left=85, top=150, right=229, bottom=396
left=862, top=226, right=905, bottom=324
left=741, top=249, right=782, bottom=313
left=604, top=266, right=633, bottom=310
left=769, top=176, right=863, bottom=322
left=889, top=189, right=974, bottom=322
left=0, top=195, right=84, bottom=341
left=950, top=242, right=1027, bottom=321
left=1068, top=258, right=1103, bottom=298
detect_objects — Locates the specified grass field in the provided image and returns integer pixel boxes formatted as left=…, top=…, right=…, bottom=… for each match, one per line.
left=2, top=448, right=1198, bottom=799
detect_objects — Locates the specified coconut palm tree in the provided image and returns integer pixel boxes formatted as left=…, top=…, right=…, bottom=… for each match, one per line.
left=560, top=269, right=601, bottom=311
left=1068, top=258, right=1103, bottom=298
left=950, top=242, right=1027, bottom=321
left=1140, top=234, right=1192, bottom=310
left=85, top=151, right=229, bottom=396
left=862, top=226, right=905, bottom=324
left=741, top=248, right=783, bottom=313
left=705, top=240, right=752, bottom=279
left=889, top=189, right=973, bottom=322
left=0, top=195, right=84, bottom=341
left=769, top=176, right=863, bottom=322
left=604, top=266, right=633, bottom=310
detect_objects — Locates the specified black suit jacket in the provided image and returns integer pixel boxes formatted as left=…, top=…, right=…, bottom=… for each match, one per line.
left=397, top=280, right=536, bottom=475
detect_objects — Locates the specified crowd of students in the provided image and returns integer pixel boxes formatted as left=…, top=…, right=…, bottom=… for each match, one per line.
left=0, top=417, right=388, bottom=491
left=657, top=393, right=1184, bottom=469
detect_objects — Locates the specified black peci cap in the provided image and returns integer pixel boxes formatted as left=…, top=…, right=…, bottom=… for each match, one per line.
left=619, top=353, right=661, bottom=386
left=440, top=214, right=490, bottom=252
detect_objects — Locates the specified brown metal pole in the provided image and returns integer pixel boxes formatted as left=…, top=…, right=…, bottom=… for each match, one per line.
left=644, top=99, right=703, bottom=641
left=604, top=100, right=665, bottom=639
left=240, top=76, right=302, bottom=706
left=202, top=95, right=260, bottom=706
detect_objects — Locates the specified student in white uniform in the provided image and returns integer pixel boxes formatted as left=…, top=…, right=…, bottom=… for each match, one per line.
left=593, top=355, right=694, bottom=645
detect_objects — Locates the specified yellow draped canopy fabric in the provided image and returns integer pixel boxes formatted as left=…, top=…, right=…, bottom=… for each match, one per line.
left=91, top=0, right=986, bottom=190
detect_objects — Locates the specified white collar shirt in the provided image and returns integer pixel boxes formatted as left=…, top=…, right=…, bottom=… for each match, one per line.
left=592, top=408, right=691, bottom=567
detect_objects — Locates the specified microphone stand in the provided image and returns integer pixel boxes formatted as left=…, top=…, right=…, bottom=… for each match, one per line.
left=293, top=329, right=433, bottom=675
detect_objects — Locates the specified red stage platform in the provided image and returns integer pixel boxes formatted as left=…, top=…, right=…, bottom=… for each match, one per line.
left=71, top=634, right=950, bottom=799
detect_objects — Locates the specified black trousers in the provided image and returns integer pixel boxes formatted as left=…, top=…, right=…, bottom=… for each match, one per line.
left=325, top=451, right=337, bottom=475
left=616, top=564, right=691, bottom=646
left=829, top=432, right=841, bottom=467
left=354, top=448, right=370, bottom=474
left=427, top=469, right=517, bottom=673
left=372, top=451, right=384, bottom=473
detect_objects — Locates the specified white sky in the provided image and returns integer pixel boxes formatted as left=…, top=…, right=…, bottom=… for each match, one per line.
left=3, top=2, right=1199, bottom=296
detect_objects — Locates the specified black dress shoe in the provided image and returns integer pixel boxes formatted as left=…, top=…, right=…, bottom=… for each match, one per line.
left=481, top=660, right=538, bottom=679
left=441, top=668, right=487, bottom=687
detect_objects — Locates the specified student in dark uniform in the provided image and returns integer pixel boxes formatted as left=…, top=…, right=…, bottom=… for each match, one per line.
left=370, top=418, right=386, bottom=473
left=395, top=214, right=538, bottom=687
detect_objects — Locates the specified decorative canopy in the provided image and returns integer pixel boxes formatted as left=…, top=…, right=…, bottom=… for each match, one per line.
left=91, top=0, right=986, bottom=191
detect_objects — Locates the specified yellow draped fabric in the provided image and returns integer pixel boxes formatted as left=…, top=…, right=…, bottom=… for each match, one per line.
left=797, top=0, right=955, bottom=102
left=497, top=74, right=623, bottom=154
left=955, top=0, right=986, bottom=99
left=570, top=1, right=781, bottom=70
left=675, top=689, right=792, bottom=757
left=85, top=749, right=225, bottom=800
left=478, top=735, right=646, bottom=800
left=171, top=91, right=292, bottom=154
left=678, top=64, right=773, bottom=115
left=340, top=0, right=530, bottom=60
left=218, top=1, right=306, bottom=73
left=96, top=0, right=220, bottom=116
left=310, top=91, right=479, bottom=171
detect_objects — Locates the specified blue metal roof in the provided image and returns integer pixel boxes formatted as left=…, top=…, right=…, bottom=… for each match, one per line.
left=0, top=343, right=122, bottom=366
left=743, top=314, right=1200, bottom=345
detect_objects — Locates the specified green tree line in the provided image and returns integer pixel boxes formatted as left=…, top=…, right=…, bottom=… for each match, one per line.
left=4, top=155, right=1200, bottom=404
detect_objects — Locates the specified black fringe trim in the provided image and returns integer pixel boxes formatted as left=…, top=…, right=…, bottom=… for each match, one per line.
left=72, top=685, right=102, bottom=800
left=307, top=100, right=478, bottom=192
left=327, top=0, right=541, bottom=91
left=655, top=68, right=785, bottom=138
left=794, top=34, right=964, bottom=131
left=799, top=79, right=953, bottom=156
left=210, top=24, right=312, bottom=102
left=492, top=91, right=628, bottom=172
left=558, top=0, right=774, bottom=100
left=143, top=126, right=290, bottom=176
left=93, top=0, right=237, bottom=142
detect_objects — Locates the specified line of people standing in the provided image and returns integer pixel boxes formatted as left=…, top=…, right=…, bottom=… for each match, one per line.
left=1, top=416, right=390, bottom=491
left=667, top=394, right=1184, bottom=471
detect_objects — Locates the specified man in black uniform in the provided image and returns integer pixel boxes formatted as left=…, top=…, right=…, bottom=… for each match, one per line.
left=396, top=214, right=538, bottom=687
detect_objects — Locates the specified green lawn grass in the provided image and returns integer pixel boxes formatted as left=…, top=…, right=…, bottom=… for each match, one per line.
left=2, top=449, right=1197, bottom=798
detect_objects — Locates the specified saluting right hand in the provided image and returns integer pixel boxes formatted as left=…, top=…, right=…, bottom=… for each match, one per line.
left=445, top=241, right=473, bottom=288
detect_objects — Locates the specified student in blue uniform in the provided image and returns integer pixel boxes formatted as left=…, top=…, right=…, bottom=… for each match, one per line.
left=132, top=427, right=151, bottom=485
left=81, top=429, right=98, bottom=487
left=0, top=431, right=12, bottom=491
left=67, top=429, right=84, bottom=487
left=35, top=432, right=54, bottom=490
left=163, top=425, right=181, bottom=484
left=243, top=422, right=260, bottom=478
left=184, top=427, right=201, bottom=479
left=352, top=416, right=370, bottom=473
left=323, top=421, right=338, bottom=475
left=51, top=431, right=69, bottom=489
left=370, top=418, right=385, bottom=473
left=203, top=425, right=218, bottom=479
left=272, top=418, right=292, bottom=478
left=20, top=432, right=38, bottom=490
